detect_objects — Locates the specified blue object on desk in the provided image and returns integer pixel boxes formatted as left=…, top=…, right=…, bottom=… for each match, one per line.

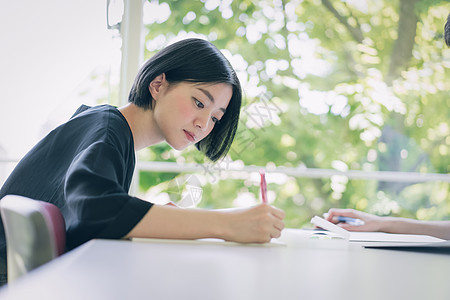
left=337, top=216, right=365, bottom=226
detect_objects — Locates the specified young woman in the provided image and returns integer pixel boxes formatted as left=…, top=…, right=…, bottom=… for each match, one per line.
left=0, top=38, right=285, bottom=283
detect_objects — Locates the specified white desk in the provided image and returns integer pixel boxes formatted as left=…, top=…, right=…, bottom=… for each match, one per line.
left=0, top=229, right=449, bottom=300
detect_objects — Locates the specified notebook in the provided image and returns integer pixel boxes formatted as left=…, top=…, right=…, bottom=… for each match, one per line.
left=364, top=240, right=450, bottom=254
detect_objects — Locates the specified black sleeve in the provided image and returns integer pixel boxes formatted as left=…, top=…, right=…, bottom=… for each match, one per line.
left=64, top=141, right=152, bottom=250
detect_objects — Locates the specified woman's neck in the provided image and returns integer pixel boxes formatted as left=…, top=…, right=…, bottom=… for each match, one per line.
left=118, top=103, right=164, bottom=151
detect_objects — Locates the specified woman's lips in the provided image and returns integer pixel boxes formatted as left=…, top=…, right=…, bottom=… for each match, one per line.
left=184, top=130, right=196, bottom=142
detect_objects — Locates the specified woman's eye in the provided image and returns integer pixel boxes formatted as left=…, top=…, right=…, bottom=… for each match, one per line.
left=194, top=98, right=204, bottom=108
left=212, top=117, right=221, bottom=124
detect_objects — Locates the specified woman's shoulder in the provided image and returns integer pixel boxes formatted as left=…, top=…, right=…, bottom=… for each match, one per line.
left=67, top=104, right=133, bottom=147
left=70, top=104, right=126, bottom=126
left=71, top=104, right=120, bottom=118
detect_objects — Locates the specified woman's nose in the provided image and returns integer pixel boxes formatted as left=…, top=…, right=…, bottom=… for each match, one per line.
left=195, top=114, right=211, bottom=131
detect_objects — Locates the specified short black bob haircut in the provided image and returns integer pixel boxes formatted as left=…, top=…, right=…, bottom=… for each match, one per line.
left=445, top=14, right=450, bottom=47
left=128, top=38, right=242, bottom=162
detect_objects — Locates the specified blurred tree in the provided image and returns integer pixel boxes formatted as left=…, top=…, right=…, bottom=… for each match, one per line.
left=137, top=0, right=450, bottom=227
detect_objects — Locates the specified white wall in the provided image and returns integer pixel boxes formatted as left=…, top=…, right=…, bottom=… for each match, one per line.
left=0, top=0, right=115, bottom=160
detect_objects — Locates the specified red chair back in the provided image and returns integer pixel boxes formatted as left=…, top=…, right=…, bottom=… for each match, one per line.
left=0, top=195, right=66, bottom=282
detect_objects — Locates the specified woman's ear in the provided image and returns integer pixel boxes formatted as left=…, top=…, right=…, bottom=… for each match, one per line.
left=149, top=73, right=167, bottom=100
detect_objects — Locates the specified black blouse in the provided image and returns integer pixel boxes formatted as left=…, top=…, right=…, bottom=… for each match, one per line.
left=0, top=105, right=153, bottom=261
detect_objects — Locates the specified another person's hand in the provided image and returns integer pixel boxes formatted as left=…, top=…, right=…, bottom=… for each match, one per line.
left=325, top=208, right=384, bottom=232
left=224, top=204, right=285, bottom=243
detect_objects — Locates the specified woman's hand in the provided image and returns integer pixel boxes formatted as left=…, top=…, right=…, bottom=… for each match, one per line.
left=325, top=208, right=385, bottom=232
left=222, top=204, right=285, bottom=243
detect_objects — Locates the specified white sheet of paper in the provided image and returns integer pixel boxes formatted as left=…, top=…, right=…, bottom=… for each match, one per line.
left=282, top=228, right=444, bottom=244
left=310, top=216, right=351, bottom=240
left=131, top=237, right=286, bottom=247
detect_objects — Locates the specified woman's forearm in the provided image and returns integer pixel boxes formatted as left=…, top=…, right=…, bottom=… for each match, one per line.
left=380, top=217, right=450, bottom=240
left=125, top=205, right=227, bottom=240
left=124, top=204, right=285, bottom=243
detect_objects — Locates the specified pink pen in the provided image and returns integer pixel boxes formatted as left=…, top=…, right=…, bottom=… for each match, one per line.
left=259, top=168, right=268, bottom=204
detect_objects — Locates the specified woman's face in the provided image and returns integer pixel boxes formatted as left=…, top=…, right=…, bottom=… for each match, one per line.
left=152, top=80, right=232, bottom=151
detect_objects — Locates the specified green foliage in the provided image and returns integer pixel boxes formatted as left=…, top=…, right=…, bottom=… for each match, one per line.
left=138, top=0, right=450, bottom=228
